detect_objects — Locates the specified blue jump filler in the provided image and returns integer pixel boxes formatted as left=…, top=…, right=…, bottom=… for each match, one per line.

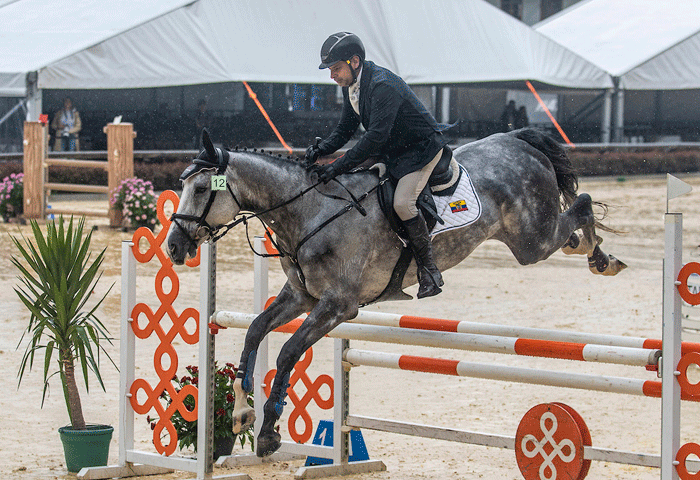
left=305, top=419, right=371, bottom=466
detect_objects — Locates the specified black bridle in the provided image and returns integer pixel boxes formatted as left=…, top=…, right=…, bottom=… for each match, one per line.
left=169, top=146, right=234, bottom=255
left=170, top=148, right=382, bottom=266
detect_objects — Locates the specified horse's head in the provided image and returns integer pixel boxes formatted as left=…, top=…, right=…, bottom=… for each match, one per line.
left=166, top=129, right=239, bottom=264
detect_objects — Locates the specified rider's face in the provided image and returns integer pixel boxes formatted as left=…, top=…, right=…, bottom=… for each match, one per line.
left=329, top=61, right=353, bottom=87
left=329, top=56, right=360, bottom=87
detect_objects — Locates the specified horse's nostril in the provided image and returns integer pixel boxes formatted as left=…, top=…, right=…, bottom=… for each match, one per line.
left=168, top=240, right=178, bottom=257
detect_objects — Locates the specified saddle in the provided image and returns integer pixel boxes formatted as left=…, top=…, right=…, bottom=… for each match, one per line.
left=377, top=145, right=460, bottom=240
left=367, top=145, right=462, bottom=304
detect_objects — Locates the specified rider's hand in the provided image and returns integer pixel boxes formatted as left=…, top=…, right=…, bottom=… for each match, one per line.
left=304, top=144, right=321, bottom=166
left=309, top=163, right=336, bottom=184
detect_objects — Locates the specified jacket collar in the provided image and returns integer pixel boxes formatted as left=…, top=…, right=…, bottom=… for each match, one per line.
left=358, top=60, right=373, bottom=120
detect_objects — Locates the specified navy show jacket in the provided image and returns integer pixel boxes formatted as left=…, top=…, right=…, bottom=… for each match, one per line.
left=318, top=60, right=448, bottom=179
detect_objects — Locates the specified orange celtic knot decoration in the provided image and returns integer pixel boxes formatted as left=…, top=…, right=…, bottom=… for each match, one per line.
left=264, top=348, right=334, bottom=444
left=128, top=190, right=201, bottom=455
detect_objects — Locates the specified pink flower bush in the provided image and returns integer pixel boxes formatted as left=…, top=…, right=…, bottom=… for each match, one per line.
left=0, top=172, right=24, bottom=221
left=110, top=177, right=159, bottom=229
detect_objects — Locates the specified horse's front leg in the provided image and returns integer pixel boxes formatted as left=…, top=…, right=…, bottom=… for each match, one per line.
left=256, top=295, right=359, bottom=457
left=231, top=281, right=316, bottom=435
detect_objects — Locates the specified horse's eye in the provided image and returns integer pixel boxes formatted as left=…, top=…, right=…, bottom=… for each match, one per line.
left=194, top=186, right=207, bottom=195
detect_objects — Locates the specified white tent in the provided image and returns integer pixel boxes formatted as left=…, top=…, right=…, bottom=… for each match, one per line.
left=0, top=0, right=196, bottom=96
left=1, top=0, right=612, bottom=101
left=535, top=0, right=700, bottom=141
left=535, top=0, right=700, bottom=90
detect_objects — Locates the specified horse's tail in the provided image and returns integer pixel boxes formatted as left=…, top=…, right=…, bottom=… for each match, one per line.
left=511, top=128, right=617, bottom=234
left=511, top=128, right=577, bottom=209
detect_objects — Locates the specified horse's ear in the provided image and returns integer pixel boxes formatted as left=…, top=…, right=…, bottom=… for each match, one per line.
left=202, top=128, right=216, bottom=160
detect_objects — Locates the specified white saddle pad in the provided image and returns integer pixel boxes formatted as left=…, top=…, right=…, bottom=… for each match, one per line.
left=430, top=165, right=481, bottom=238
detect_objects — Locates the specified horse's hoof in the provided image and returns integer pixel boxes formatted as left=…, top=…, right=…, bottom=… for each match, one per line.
left=588, top=252, right=627, bottom=276
left=562, top=233, right=602, bottom=256
left=256, top=431, right=281, bottom=457
left=600, top=254, right=627, bottom=276
left=232, top=406, right=255, bottom=434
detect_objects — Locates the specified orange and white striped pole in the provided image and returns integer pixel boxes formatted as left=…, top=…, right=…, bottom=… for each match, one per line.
left=348, top=310, right=700, bottom=356
left=343, top=349, right=693, bottom=401
left=212, top=311, right=660, bottom=367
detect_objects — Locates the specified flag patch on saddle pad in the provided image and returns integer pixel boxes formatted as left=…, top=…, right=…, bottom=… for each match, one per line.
left=449, top=200, right=468, bottom=213
left=431, top=165, right=481, bottom=238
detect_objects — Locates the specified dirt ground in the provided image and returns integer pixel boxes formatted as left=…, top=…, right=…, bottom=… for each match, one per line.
left=2, top=174, right=700, bottom=480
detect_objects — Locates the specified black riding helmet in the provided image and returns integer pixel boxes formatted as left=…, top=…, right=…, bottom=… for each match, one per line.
left=318, top=32, right=365, bottom=69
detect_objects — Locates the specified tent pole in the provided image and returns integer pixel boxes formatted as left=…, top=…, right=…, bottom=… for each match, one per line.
left=25, top=71, right=42, bottom=122
left=613, top=79, right=624, bottom=143
left=601, top=89, right=612, bottom=144
left=431, top=86, right=438, bottom=119
left=441, top=87, right=451, bottom=123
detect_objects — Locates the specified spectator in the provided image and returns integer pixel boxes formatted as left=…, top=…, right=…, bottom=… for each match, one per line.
left=499, top=100, right=517, bottom=132
left=51, top=97, right=82, bottom=151
left=515, top=105, right=529, bottom=129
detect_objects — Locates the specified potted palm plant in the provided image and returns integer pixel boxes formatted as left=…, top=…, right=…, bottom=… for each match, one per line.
left=12, top=215, right=116, bottom=473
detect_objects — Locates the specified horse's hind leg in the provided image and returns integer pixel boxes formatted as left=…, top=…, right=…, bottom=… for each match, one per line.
left=231, top=282, right=316, bottom=435
left=508, top=193, right=596, bottom=265
left=560, top=202, right=627, bottom=276
left=256, top=295, right=358, bottom=457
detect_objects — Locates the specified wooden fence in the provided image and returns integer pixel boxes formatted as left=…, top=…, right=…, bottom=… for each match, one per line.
left=22, top=121, right=135, bottom=227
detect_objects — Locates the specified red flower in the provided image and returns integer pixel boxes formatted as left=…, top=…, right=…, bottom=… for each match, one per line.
left=216, top=408, right=225, bottom=417
left=150, top=422, right=156, bottom=430
left=226, top=394, right=234, bottom=403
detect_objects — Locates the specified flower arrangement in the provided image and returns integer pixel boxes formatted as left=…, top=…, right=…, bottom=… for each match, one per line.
left=0, top=172, right=24, bottom=221
left=110, top=177, right=158, bottom=229
left=148, top=363, right=254, bottom=455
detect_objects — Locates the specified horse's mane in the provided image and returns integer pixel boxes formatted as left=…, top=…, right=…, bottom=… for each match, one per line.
left=228, top=147, right=303, bottom=168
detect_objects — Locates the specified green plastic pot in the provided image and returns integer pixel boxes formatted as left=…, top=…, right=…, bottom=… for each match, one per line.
left=58, top=424, right=113, bottom=473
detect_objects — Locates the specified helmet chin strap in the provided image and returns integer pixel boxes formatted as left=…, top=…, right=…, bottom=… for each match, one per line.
left=347, top=59, right=360, bottom=83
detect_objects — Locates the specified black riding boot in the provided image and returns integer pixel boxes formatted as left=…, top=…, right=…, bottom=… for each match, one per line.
left=403, top=213, right=444, bottom=298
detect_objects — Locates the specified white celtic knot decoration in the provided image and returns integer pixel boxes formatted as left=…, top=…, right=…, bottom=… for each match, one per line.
left=521, top=411, right=576, bottom=480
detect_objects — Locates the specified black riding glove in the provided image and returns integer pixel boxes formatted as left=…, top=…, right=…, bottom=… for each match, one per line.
left=304, top=144, right=321, bottom=167
left=309, top=163, right=337, bottom=184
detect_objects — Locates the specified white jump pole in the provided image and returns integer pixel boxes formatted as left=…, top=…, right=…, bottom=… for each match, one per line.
left=213, top=311, right=660, bottom=368
left=347, top=310, right=700, bottom=353
left=661, top=214, right=682, bottom=479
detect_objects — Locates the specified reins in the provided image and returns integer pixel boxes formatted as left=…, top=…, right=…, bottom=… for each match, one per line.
left=171, top=149, right=383, bottom=270
left=212, top=176, right=383, bottom=263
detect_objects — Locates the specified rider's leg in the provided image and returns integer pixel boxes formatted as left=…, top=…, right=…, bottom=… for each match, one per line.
left=395, top=149, right=444, bottom=299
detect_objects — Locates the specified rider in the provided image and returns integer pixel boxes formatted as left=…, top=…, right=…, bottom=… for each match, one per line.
left=305, top=32, right=448, bottom=298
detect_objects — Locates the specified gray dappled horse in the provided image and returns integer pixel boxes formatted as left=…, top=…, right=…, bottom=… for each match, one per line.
left=166, top=128, right=625, bottom=457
